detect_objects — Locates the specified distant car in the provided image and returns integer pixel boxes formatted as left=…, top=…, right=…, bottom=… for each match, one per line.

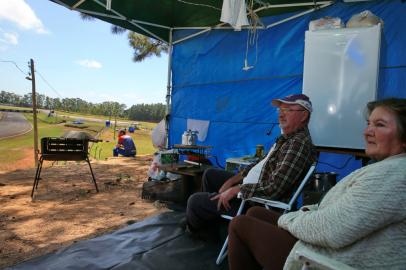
left=73, top=119, right=84, bottom=124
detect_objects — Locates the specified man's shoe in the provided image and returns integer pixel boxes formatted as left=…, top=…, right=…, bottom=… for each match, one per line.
left=179, top=217, right=219, bottom=242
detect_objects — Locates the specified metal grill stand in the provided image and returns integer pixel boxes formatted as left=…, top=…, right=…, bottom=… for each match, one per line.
left=31, top=137, right=99, bottom=198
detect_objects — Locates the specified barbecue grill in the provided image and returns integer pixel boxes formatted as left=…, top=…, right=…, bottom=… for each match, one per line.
left=31, top=137, right=99, bottom=198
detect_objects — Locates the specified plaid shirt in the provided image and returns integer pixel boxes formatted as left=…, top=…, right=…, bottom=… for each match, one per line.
left=239, top=127, right=316, bottom=201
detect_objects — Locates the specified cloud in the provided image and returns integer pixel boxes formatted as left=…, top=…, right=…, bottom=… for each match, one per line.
left=86, top=92, right=124, bottom=105
left=0, top=28, right=18, bottom=45
left=89, top=92, right=137, bottom=106
left=3, top=32, right=18, bottom=45
left=0, top=0, right=48, bottom=34
left=0, top=29, right=18, bottom=51
left=99, top=93, right=120, bottom=101
left=76, top=59, right=103, bottom=69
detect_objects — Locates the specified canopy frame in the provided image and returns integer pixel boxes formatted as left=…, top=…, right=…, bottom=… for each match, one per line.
left=49, top=0, right=334, bottom=148
left=53, top=0, right=333, bottom=44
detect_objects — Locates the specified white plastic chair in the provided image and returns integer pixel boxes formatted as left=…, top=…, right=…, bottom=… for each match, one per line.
left=295, top=249, right=357, bottom=270
left=216, top=163, right=317, bottom=265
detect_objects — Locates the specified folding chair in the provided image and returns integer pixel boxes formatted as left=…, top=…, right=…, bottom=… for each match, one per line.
left=295, top=249, right=357, bottom=270
left=31, top=137, right=99, bottom=198
left=216, top=163, right=317, bottom=265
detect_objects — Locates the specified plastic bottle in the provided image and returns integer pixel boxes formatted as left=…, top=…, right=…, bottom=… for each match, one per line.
left=182, top=131, right=189, bottom=145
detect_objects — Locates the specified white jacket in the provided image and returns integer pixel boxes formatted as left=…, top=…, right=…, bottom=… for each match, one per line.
left=279, top=153, right=406, bottom=270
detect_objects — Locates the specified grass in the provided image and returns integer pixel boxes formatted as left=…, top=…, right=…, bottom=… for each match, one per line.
left=54, top=110, right=131, bottom=123
left=54, top=110, right=158, bottom=130
left=0, top=105, right=33, bottom=111
left=0, top=110, right=157, bottom=170
left=90, top=128, right=155, bottom=159
left=55, top=110, right=112, bottom=120
left=0, top=120, right=65, bottom=167
left=37, top=113, right=66, bottom=124
left=136, top=122, right=157, bottom=130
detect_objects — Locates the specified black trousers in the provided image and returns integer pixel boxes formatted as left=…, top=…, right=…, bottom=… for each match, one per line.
left=186, top=168, right=242, bottom=230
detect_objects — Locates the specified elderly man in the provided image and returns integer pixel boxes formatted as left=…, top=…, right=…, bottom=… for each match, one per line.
left=185, top=94, right=317, bottom=235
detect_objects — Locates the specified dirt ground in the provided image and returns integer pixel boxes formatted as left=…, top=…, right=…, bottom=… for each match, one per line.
left=0, top=155, right=168, bottom=269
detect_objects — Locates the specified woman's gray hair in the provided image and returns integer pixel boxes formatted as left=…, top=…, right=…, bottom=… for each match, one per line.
left=366, top=98, right=406, bottom=143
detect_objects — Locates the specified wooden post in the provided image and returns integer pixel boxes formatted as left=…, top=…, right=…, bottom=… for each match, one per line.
left=29, top=59, right=39, bottom=167
left=113, top=104, right=117, bottom=140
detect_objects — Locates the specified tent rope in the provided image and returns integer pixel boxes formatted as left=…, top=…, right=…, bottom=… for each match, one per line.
left=243, top=0, right=263, bottom=71
left=176, top=0, right=221, bottom=11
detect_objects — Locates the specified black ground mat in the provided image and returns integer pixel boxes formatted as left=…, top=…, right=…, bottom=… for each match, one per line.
left=5, top=211, right=228, bottom=270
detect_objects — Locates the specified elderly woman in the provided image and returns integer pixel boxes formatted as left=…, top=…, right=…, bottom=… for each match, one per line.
left=228, top=98, right=406, bottom=270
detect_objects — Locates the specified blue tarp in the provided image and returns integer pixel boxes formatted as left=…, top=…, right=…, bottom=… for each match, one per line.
left=169, top=0, right=406, bottom=180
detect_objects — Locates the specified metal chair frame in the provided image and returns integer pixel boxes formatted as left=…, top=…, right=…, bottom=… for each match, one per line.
left=216, top=163, right=317, bottom=265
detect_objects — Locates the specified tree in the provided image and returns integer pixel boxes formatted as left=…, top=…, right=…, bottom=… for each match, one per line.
left=80, top=14, right=168, bottom=62
left=45, top=96, right=52, bottom=109
left=127, top=32, right=168, bottom=62
left=0, top=91, right=8, bottom=103
left=1, top=90, right=165, bottom=121
left=126, top=103, right=165, bottom=122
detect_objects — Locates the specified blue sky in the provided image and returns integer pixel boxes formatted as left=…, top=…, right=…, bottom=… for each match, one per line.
left=0, top=0, right=168, bottom=107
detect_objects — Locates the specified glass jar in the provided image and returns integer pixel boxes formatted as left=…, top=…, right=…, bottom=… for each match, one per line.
left=255, top=144, right=264, bottom=158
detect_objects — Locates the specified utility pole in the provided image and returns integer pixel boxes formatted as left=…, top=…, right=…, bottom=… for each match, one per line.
left=113, top=103, right=117, bottom=140
left=28, top=59, right=39, bottom=167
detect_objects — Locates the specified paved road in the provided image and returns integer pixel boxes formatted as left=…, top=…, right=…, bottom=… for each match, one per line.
left=0, top=112, right=32, bottom=139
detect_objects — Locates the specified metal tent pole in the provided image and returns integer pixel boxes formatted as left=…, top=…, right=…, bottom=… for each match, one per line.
left=165, top=28, right=173, bottom=148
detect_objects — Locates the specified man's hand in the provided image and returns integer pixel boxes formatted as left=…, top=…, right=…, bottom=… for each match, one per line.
left=218, top=179, right=233, bottom=194
left=211, top=185, right=240, bottom=211
left=219, top=174, right=243, bottom=193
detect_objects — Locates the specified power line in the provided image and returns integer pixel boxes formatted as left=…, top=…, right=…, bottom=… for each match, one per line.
left=35, top=70, right=64, bottom=99
left=1, top=59, right=65, bottom=100
left=0, top=60, right=27, bottom=75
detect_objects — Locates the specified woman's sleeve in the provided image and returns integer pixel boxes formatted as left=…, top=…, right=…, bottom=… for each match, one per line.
left=278, top=168, right=406, bottom=249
